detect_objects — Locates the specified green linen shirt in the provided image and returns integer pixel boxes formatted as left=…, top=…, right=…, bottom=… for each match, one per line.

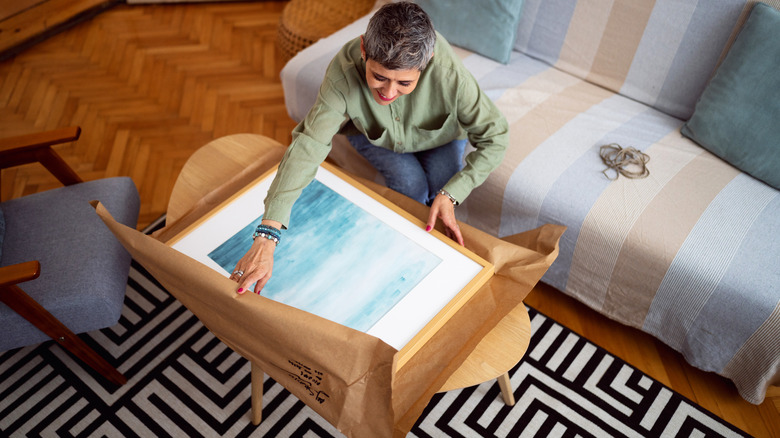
left=264, top=32, right=509, bottom=227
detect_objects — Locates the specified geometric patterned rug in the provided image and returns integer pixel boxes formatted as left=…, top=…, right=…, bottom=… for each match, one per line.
left=0, top=250, right=752, bottom=437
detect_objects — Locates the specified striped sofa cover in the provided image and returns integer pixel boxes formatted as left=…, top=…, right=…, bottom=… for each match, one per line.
left=279, top=0, right=779, bottom=404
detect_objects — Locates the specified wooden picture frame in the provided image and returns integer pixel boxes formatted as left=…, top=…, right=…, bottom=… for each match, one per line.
left=166, top=162, right=494, bottom=369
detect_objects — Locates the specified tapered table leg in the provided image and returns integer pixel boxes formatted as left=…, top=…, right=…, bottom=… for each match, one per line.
left=497, top=372, right=515, bottom=406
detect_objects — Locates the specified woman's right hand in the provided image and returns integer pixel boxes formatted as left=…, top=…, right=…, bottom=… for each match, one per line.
left=230, top=219, right=282, bottom=294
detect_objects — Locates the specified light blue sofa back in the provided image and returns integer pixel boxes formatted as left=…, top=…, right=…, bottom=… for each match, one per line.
left=513, top=0, right=754, bottom=120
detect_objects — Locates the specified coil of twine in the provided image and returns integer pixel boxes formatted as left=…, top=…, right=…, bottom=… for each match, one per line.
left=599, top=143, right=650, bottom=180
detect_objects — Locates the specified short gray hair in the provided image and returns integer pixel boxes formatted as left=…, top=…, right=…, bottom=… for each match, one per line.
left=363, top=2, right=436, bottom=71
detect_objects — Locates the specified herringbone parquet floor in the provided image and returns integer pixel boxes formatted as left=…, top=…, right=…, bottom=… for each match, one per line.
left=1, top=2, right=778, bottom=436
left=0, top=1, right=297, bottom=228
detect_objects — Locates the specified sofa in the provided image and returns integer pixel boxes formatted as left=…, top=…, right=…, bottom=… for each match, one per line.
left=278, top=0, right=779, bottom=404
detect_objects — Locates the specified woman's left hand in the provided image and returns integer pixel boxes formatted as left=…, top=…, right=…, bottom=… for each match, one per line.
left=426, top=194, right=464, bottom=246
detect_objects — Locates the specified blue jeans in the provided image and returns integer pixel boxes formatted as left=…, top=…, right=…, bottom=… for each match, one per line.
left=347, top=135, right=467, bottom=205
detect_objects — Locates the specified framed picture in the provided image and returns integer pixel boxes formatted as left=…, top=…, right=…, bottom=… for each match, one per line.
left=167, top=163, right=494, bottom=369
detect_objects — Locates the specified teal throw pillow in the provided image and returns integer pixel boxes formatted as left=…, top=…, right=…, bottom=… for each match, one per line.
left=681, top=3, right=780, bottom=190
left=416, top=0, right=525, bottom=64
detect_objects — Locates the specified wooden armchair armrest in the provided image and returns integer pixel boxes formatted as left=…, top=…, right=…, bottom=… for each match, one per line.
left=0, top=126, right=83, bottom=188
left=0, top=261, right=41, bottom=287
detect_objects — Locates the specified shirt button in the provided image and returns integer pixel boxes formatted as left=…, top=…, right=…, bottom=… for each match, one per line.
left=395, top=117, right=400, bottom=121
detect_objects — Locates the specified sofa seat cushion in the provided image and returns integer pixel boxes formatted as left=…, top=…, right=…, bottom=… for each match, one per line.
left=466, top=52, right=780, bottom=406
left=681, top=3, right=780, bottom=190
left=0, top=177, right=140, bottom=351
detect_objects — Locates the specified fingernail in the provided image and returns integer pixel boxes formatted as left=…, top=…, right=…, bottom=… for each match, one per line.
left=426, top=225, right=432, bottom=232
left=237, top=288, right=244, bottom=293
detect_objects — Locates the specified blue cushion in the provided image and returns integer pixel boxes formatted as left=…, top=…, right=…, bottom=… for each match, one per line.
left=681, top=3, right=780, bottom=190
left=0, top=177, right=139, bottom=351
left=416, top=0, right=525, bottom=64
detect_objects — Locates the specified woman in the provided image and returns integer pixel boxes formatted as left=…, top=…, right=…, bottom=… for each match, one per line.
left=232, top=2, right=508, bottom=294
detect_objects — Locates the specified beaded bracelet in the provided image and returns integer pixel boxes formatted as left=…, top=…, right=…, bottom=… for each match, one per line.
left=254, top=232, right=280, bottom=245
left=253, top=224, right=281, bottom=245
left=255, top=224, right=281, bottom=234
left=437, top=189, right=459, bottom=206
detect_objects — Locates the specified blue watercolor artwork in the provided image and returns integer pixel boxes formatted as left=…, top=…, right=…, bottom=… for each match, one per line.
left=208, top=179, right=442, bottom=332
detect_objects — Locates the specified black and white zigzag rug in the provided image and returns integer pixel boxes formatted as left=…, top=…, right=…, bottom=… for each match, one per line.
left=0, top=262, right=751, bottom=437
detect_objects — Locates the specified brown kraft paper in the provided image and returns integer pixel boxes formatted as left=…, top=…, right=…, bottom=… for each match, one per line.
left=366, top=186, right=565, bottom=435
left=93, top=157, right=564, bottom=437
left=93, top=201, right=396, bottom=437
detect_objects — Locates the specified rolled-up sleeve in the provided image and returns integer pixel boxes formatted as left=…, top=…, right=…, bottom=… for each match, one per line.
left=263, top=79, right=349, bottom=227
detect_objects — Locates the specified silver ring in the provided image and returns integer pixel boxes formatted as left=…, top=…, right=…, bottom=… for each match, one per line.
left=233, top=270, right=244, bottom=277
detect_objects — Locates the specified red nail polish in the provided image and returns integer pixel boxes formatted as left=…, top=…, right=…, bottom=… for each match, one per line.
left=238, top=288, right=244, bottom=293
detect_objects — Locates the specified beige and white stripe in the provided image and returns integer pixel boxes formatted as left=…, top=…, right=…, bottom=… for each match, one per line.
left=566, top=132, right=703, bottom=314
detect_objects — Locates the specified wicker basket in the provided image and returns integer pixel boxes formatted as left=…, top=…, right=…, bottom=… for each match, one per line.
left=277, top=0, right=375, bottom=61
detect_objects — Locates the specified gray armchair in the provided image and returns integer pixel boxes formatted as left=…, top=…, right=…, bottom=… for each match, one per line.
left=0, top=127, right=139, bottom=385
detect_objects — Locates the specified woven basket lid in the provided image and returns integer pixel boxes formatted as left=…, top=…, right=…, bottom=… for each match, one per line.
left=278, top=0, right=374, bottom=60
